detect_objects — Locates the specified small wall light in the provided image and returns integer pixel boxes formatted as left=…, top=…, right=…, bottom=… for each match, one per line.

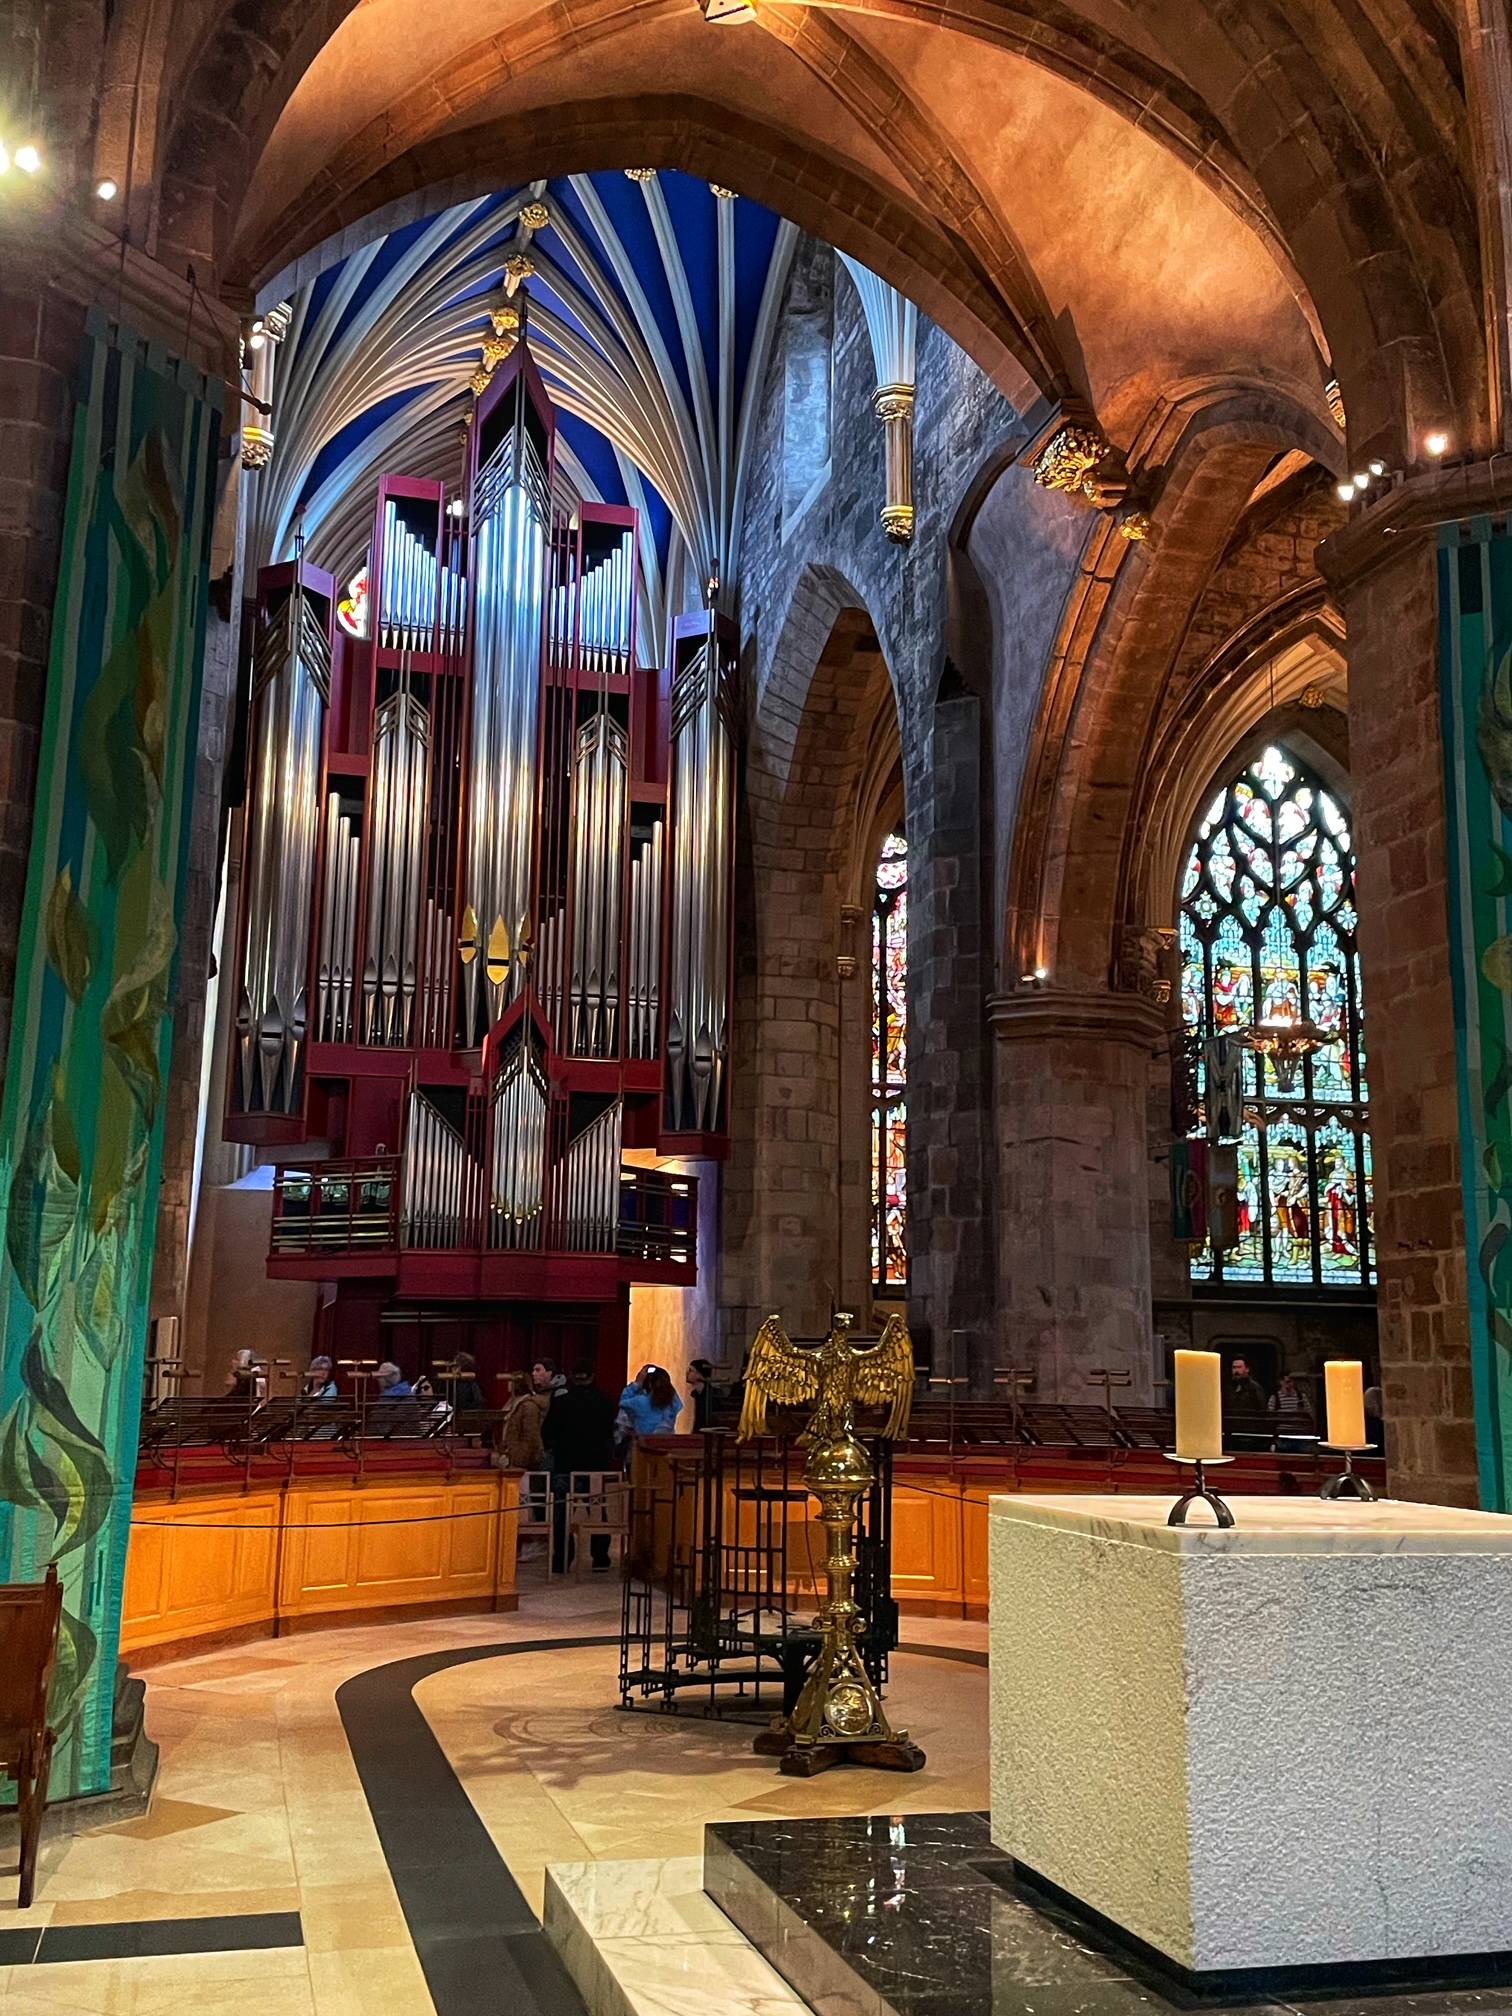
left=1425, top=431, right=1449, bottom=458
left=96, top=178, right=118, bottom=201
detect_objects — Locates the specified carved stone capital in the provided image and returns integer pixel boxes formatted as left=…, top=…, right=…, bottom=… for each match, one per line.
left=988, top=988, right=1169, bottom=1048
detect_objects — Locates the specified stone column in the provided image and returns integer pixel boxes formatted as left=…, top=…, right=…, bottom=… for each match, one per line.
left=910, top=679, right=997, bottom=1389
left=1320, top=476, right=1499, bottom=1505
left=992, top=989, right=1165, bottom=1403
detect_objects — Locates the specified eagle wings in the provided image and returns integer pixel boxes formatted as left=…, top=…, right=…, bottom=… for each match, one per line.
left=737, top=1312, right=915, bottom=1442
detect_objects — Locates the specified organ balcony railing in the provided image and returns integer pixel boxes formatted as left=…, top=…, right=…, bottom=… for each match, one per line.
left=268, top=1156, right=696, bottom=1270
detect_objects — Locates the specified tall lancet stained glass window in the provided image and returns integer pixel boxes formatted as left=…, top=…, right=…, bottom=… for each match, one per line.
left=873, top=831, right=908, bottom=1289
left=1180, top=745, right=1373, bottom=1288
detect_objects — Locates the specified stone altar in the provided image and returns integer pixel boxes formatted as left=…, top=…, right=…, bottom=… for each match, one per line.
left=989, top=1494, right=1512, bottom=1976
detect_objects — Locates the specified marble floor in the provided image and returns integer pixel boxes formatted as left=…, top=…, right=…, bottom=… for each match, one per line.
left=0, top=1588, right=988, bottom=2014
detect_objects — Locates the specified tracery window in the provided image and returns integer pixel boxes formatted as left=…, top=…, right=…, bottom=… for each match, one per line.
left=1180, top=744, right=1374, bottom=1289
left=872, top=831, right=908, bottom=1290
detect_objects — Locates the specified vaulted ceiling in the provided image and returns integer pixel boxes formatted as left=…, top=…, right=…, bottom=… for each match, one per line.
left=103, top=0, right=1486, bottom=466
left=250, top=171, right=799, bottom=643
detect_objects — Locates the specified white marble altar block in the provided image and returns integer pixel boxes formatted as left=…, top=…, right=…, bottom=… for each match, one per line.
left=989, top=1494, right=1512, bottom=1974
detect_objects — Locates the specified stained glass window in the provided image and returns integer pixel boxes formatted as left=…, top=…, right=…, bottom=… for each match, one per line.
left=872, top=831, right=908, bottom=1289
left=1180, top=745, right=1373, bottom=1288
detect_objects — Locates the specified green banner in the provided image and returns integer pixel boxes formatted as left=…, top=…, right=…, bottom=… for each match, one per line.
left=1440, top=520, right=1512, bottom=1511
left=0, top=312, right=221, bottom=1795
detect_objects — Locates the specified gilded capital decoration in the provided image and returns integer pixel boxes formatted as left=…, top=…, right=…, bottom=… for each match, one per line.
left=481, top=333, right=514, bottom=372
left=625, top=167, right=656, bottom=183
left=1032, top=424, right=1108, bottom=499
left=874, top=381, right=916, bottom=545
left=469, top=366, right=491, bottom=396
left=709, top=183, right=738, bottom=200
left=520, top=200, right=550, bottom=230
left=1118, top=508, right=1152, bottom=541
left=240, top=300, right=292, bottom=472
left=503, top=254, right=536, bottom=296
left=240, top=425, right=274, bottom=470
left=490, top=304, right=521, bottom=338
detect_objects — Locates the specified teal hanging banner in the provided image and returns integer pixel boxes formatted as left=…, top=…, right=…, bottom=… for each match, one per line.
left=1440, top=519, right=1512, bottom=1512
left=0, top=312, right=221, bottom=1795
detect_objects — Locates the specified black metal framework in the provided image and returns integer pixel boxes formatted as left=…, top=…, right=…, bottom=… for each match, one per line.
left=1179, top=743, right=1373, bottom=1290
left=620, top=1430, right=897, bottom=1718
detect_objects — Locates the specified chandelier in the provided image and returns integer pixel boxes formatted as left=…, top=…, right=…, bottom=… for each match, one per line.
left=1240, top=1005, right=1333, bottom=1092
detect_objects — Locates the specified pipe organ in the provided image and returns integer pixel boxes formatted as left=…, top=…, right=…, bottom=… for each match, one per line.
left=229, top=331, right=720, bottom=1379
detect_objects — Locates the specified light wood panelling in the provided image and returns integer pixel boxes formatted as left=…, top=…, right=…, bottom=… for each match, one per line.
left=122, top=1472, right=520, bottom=1656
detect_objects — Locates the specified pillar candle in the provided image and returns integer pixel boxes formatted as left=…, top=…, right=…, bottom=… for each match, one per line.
left=1324, top=1359, right=1367, bottom=1448
left=1174, top=1350, right=1223, bottom=1460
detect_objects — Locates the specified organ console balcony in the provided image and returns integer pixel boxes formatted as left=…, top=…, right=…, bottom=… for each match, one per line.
left=226, top=317, right=726, bottom=1371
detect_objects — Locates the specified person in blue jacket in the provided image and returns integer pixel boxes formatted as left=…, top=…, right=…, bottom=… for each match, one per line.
left=617, top=1364, right=682, bottom=1446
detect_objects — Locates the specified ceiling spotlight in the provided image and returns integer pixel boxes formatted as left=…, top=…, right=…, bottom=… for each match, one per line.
left=247, top=329, right=266, bottom=351
left=1368, top=459, right=1385, bottom=477
left=1425, top=430, right=1449, bottom=458
left=1352, top=472, right=1369, bottom=489
left=96, top=178, right=118, bottom=201
left=1336, top=481, right=1356, bottom=502
left=1034, top=966, right=1048, bottom=981
left=14, top=144, right=40, bottom=174
left=448, top=498, right=465, bottom=518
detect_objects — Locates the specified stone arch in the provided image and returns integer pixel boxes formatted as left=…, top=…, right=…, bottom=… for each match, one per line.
left=136, top=0, right=1487, bottom=459
left=1131, top=600, right=1350, bottom=936
left=1006, top=384, right=1346, bottom=992
left=720, top=576, right=904, bottom=1353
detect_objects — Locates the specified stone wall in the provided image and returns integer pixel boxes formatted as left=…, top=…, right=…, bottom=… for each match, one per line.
left=728, top=237, right=1028, bottom=1370
left=1321, top=527, right=1475, bottom=1505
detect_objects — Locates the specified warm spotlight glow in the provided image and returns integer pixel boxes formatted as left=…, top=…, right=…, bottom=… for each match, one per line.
left=14, top=144, right=39, bottom=174
left=1034, top=966, right=1048, bottom=980
left=1353, top=472, right=1369, bottom=489
left=1425, top=431, right=1449, bottom=457
left=1368, top=459, right=1385, bottom=477
left=1336, top=481, right=1356, bottom=502
left=96, top=178, right=117, bottom=201
left=248, top=330, right=266, bottom=351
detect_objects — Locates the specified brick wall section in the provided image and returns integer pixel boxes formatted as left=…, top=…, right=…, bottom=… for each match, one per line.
left=0, top=271, right=85, bottom=1073
left=1323, top=533, right=1477, bottom=1504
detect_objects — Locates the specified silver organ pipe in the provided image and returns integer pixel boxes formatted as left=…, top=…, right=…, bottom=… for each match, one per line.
left=419, top=897, right=455, bottom=1049
left=551, top=1100, right=622, bottom=1252
left=316, top=791, right=360, bottom=1044
left=236, top=581, right=330, bottom=1114
left=461, top=402, right=549, bottom=1044
left=568, top=712, right=628, bottom=1057
left=488, top=1032, right=548, bottom=1248
left=401, top=1089, right=481, bottom=1248
left=627, top=816, right=663, bottom=1059
left=666, top=627, right=734, bottom=1132
left=381, top=504, right=444, bottom=653
left=362, top=681, right=431, bottom=1045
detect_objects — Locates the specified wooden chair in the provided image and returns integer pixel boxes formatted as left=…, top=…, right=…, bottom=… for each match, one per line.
left=0, top=1562, right=62, bottom=1907
left=566, top=1470, right=630, bottom=1579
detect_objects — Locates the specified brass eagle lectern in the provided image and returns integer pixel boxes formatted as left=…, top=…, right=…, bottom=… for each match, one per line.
left=738, top=1310, right=925, bottom=1776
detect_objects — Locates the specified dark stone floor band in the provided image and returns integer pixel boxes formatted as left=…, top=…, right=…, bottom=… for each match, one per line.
left=0, top=1910, right=304, bottom=1968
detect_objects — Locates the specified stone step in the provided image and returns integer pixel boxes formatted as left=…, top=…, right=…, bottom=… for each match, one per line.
left=543, top=1855, right=809, bottom=2016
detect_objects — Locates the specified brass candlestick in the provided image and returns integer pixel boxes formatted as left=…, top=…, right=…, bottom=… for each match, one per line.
left=739, top=1311, right=925, bottom=1778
